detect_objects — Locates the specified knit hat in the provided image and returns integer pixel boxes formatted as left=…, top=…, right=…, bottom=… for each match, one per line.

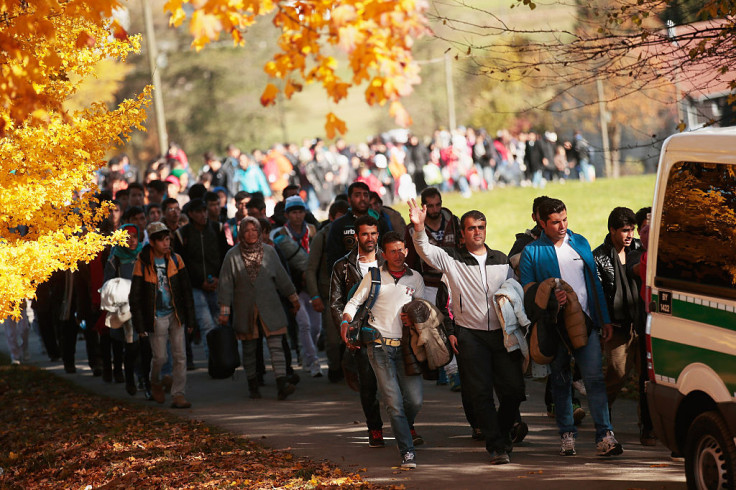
left=284, top=195, right=306, bottom=212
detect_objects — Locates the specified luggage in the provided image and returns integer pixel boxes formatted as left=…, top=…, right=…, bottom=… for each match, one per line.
left=207, top=325, right=240, bottom=379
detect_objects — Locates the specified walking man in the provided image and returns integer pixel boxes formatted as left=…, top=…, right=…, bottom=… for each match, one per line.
left=342, top=231, right=425, bottom=469
left=330, top=215, right=385, bottom=448
left=519, top=198, right=623, bottom=457
left=408, top=200, right=525, bottom=465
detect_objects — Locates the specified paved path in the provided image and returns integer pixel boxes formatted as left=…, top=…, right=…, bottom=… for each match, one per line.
left=2, top=329, right=686, bottom=489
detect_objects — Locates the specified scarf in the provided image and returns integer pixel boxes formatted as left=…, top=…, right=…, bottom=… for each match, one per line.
left=285, top=221, right=310, bottom=253
left=238, top=217, right=263, bottom=282
left=111, top=224, right=142, bottom=264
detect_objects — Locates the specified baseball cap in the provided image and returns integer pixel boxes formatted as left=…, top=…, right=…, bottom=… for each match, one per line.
left=146, top=221, right=169, bottom=237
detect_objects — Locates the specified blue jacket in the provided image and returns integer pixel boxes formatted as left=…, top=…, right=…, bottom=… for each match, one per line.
left=519, top=230, right=610, bottom=328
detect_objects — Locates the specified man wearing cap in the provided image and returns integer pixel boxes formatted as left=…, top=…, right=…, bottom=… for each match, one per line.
left=272, top=195, right=322, bottom=377
left=130, top=221, right=197, bottom=408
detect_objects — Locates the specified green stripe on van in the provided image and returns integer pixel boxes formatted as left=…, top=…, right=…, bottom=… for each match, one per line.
left=651, top=337, right=736, bottom=394
left=653, top=293, right=736, bottom=333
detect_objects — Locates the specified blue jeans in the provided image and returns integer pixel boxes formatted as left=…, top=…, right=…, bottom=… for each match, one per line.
left=367, top=342, right=423, bottom=455
left=550, top=327, right=612, bottom=441
left=192, top=288, right=218, bottom=358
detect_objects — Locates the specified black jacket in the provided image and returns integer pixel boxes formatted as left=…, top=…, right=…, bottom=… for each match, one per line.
left=329, top=247, right=385, bottom=329
left=593, top=235, right=642, bottom=326
left=325, top=211, right=390, bottom=270
left=174, top=221, right=228, bottom=288
left=129, top=245, right=197, bottom=334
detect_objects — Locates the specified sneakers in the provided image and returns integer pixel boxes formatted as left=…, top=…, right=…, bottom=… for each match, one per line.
left=368, top=429, right=385, bottom=448
left=401, top=451, right=417, bottom=469
left=310, top=365, right=323, bottom=378
left=510, top=421, right=529, bottom=444
left=448, top=372, right=462, bottom=392
left=560, top=431, right=576, bottom=456
left=596, top=430, right=623, bottom=456
left=411, top=428, right=424, bottom=446
left=151, top=382, right=165, bottom=404
left=171, top=395, right=192, bottom=409
left=489, top=451, right=510, bottom=465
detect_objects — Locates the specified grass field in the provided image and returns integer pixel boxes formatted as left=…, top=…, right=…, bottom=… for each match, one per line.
left=390, top=174, right=657, bottom=253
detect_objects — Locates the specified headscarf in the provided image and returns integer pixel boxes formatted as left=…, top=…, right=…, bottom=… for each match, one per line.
left=238, top=216, right=263, bottom=282
left=111, top=224, right=142, bottom=264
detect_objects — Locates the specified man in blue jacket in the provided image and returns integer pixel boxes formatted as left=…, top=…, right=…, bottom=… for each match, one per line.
left=519, top=198, right=623, bottom=458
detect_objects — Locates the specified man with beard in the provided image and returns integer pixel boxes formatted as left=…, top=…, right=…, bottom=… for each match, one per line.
left=330, top=215, right=387, bottom=448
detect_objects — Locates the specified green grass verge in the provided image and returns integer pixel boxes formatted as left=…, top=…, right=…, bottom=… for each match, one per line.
left=391, top=174, right=657, bottom=253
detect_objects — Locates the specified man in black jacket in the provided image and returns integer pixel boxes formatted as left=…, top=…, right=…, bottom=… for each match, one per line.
left=593, top=207, right=643, bottom=422
left=325, top=181, right=390, bottom=269
left=174, top=199, right=229, bottom=369
left=130, top=222, right=197, bottom=408
left=330, top=215, right=385, bottom=448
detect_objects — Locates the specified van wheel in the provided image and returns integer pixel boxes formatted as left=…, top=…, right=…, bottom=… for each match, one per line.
left=685, top=411, right=736, bottom=490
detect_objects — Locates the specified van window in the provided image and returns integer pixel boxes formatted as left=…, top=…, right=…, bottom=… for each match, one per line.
left=656, top=161, right=736, bottom=299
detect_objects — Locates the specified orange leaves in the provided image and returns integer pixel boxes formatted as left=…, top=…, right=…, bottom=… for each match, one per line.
left=75, top=31, right=97, bottom=49
left=390, top=101, right=412, bottom=128
left=166, top=0, right=430, bottom=137
left=325, top=112, right=347, bottom=139
left=260, top=83, right=279, bottom=106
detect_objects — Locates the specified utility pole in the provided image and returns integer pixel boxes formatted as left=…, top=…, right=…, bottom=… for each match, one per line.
left=444, top=52, right=456, bottom=132
left=596, top=75, right=612, bottom=178
left=142, top=0, right=168, bottom=156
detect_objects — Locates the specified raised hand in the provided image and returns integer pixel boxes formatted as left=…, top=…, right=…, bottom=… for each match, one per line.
left=407, top=198, right=426, bottom=230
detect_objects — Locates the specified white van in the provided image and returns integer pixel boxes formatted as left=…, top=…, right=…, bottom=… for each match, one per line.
left=645, top=127, right=736, bottom=489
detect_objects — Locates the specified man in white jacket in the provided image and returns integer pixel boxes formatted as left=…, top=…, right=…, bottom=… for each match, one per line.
left=407, top=199, right=525, bottom=465
left=342, top=231, right=425, bottom=469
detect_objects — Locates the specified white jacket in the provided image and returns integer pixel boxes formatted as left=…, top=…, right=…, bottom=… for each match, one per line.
left=493, top=278, right=531, bottom=369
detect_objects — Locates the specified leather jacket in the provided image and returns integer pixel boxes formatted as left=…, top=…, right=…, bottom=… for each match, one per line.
left=593, top=235, right=642, bottom=325
left=329, top=247, right=385, bottom=329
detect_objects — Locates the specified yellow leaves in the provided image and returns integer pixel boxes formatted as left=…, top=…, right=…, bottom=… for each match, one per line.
left=189, top=10, right=223, bottom=51
left=164, top=0, right=187, bottom=27
left=0, top=4, right=151, bottom=319
left=324, top=112, right=347, bottom=139
left=260, top=83, right=279, bottom=106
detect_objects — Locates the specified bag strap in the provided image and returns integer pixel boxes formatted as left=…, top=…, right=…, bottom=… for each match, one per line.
left=364, top=267, right=381, bottom=310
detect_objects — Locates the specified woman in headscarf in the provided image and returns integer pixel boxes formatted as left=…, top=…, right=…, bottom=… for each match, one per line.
left=218, top=217, right=300, bottom=400
left=103, top=224, right=151, bottom=398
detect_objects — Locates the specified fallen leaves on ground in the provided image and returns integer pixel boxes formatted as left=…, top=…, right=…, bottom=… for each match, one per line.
left=0, top=364, right=389, bottom=489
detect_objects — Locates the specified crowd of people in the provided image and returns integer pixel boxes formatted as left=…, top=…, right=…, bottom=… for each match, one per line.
left=4, top=128, right=652, bottom=470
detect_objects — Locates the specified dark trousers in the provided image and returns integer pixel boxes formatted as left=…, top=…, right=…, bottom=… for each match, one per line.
left=456, top=326, right=525, bottom=454
left=36, top=307, right=61, bottom=360
left=100, top=330, right=124, bottom=374
left=127, top=337, right=152, bottom=390
left=353, top=347, right=383, bottom=431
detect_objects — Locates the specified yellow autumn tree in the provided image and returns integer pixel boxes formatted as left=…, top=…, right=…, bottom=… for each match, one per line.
left=164, top=0, right=429, bottom=137
left=0, top=0, right=427, bottom=319
left=0, top=1, right=151, bottom=319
